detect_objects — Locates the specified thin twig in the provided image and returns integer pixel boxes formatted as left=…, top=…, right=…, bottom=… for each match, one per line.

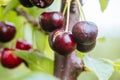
left=15, top=8, right=39, bottom=27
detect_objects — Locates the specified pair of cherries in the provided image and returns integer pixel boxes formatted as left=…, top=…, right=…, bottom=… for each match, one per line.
left=0, top=40, right=32, bottom=69
left=19, top=0, right=54, bottom=8
left=39, top=11, right=98, bottom=55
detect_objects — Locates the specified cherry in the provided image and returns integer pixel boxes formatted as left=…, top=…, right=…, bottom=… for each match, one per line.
left=16, top=40, right=32, bottom=50
left=39, top=12, right=64, bottom=32
left=15, top=40, right=32, bottom=67
left=0, top=21, right=16, bottom=42
left=72, top=21, right=98, bottom=45
left=77, top=41, right=96, bottom=52
left=1, top=48, right=23, bottom=69
left=49, top=30, right=76, bottom=55
left=19, top=0, right=33, bottom=7
left=30, top=0, right=54, bottom=8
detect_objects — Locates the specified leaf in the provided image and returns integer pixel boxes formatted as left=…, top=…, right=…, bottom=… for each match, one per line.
left=23, top=23, right=33, bottom=44
left=98, top=37, right=106, bottom=42
left=0, top=64, right=30, bottom=80
left=77, top=51, right=85, bottom=58
left=102, top=59, right=120, bottom=73
left=99, top=0, right=109, bottom=12
left=33, top=28, right=48, bottom=53
left=0, top=0, right=10, bottom=5
left=113, top=59, right=120, bottom=72
left=83, top=56, right=114, bottom=80
left=14, top=51, right=54, bottom=74
left=13, top=72, right=59, bottom=80
left=3, top=0, right=19, bottom=14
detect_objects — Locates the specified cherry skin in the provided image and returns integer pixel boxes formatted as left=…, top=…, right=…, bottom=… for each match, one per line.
left=0, top=21, right=16, bottom=42
left=19, top=0, right=33, bottom=7
left=39, top=12, right=64, bottom=32
left=49, top=30, right=77, bottom=55
left=72, top=21, right=98, bottom=45
left=16, top=40, right=32, bottom=50
left=16, top=40, right=32, bottom=67
left=30, top=0, right=54, bottom=8
left=77, top=41, right=96, bottom=52
left=1, top=48, right=23, bottom=69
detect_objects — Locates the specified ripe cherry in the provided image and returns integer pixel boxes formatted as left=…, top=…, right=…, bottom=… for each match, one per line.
left=1, top=48, right=23, bottom=69
left=15, top=40, right=32, bottom=67
left=77, top=41, right=96, bottom=52
left=30, top=0, right=54, bottom=8
left=39, top=12, right=64, bottom=32
left=72, top=21, right=98, bottom=45
left=0, top=21, right=16, bottom=42
left=19, top=0, right=33, bottom=7
left=16, top=40, right=32, bottom=50
left=49, top=30, right=76, bottom=55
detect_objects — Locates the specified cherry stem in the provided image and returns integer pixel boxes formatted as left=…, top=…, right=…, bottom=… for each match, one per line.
left=62, top=2, right=68, bottom=16
left=76, top=0, right=86, bottom=21
left=65, top=0, right=71, bottom=32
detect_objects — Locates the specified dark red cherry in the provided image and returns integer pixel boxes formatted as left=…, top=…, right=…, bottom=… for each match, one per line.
left=0, top=21, right=16, bottom=42
left=49, top=30, right=76, bottom=55
left=19, top=0, right=33, bottom=7
left=0, top=48, right=3, bottom=63
left=39, top=12, right=64, bottom=32
left=16, top=40, right=32, bottom=50
left=77, top=41, right=96, bottom=52
left=30, top=0, right=54, bottom=8
left=72, top=21, right=98, bottom=45
left=1, top=48, right=23, bottom=69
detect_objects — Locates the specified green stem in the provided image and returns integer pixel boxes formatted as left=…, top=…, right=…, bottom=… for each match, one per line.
left=62, top=2, right=68, bottom=16
left=65, top=0, right=71, bottom=32
left=76, top=0, right=86, bottom=21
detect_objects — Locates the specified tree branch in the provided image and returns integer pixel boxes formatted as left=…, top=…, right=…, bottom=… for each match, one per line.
left=15, top=8, right=39, bottom=27
left=54, top=0, right=84, bottom=80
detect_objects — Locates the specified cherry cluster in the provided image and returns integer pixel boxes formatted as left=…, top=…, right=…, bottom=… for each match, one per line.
left=39, top=12, right=98, bottom=56
left=0, top=21, right=32, bottom=68
left=0, top=0, right=98, bottom=69
left=19, top=0, right=54, bottom=8
left=0, top=39, right=32, bottom=68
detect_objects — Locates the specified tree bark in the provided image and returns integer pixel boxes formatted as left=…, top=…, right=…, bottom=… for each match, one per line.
left=54, top=0, right=84, bottom=80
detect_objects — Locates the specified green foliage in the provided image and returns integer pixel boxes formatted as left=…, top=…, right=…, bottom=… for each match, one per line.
left=13, top=72, right=58, bottom=80
left=0, top=0, right=10, bottom=5
left=14, top=51, right=54, bottom=74
left=3, top=0, right=19, bottom=13
left=83, top=56, right=114, bottom=80
left=112, top=60, right=120, bottom=72
left=0, top=64, right=30, bottom=80
left=98, top=37, right=106, bottom=42
left=99, top=0, right=109, bottom=12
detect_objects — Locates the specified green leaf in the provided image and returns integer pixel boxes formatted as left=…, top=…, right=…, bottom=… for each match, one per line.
left=0, top=64, right=30, bottom=80
left=23, top=23, right=33, bottom=44
left=113, top=59, right=120, bottom=72
left=32, top=28, right=48, bottom=53
left=3, top=0, right=19, bottom=14
left=0, top=0, right=10, bottom=5
left=83, top=56, right=114, bottom=80
left=99, top=0, right=109, bottom=12
left=77, top=51, right=85, bottom=58
left=13, top=72, right=59, bottom=80
left=98, top=37, right=106, bottom=42
left=14, top=51, right=54, bottom=74
left=44, top=38, right=54, bottom=60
